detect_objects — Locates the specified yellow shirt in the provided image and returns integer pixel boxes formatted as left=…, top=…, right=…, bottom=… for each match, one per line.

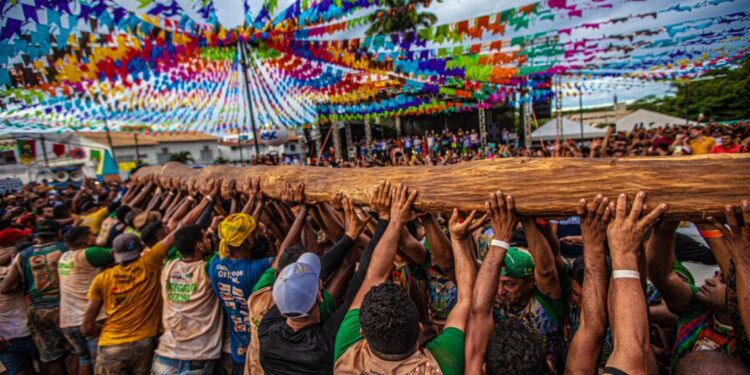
left=80, top=207, right=109, bottom=235
left=87, top=242, right=167, bottom=346
left=688, top=137, right=716, bottom=155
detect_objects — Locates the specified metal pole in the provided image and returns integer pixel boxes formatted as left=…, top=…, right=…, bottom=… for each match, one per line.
left=684, top=81, right=690, bottom=126
left=237, top=135, right=244, bottom=165
left=239, top=42, right=261, bottom=157
left=364, top=117, right=372, bottom=156
left=478, top=107, right=487, bottom=147
left=578, top=85, right=584, bottom=143
left=104, top=124, right=116, bottom=161
left=40, top=134, right=49, bottom=167
left=134, top=132, right=140, bottom=165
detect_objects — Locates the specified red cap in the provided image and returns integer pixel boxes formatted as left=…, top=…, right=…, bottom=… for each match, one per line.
left=0, top=228, right=32, bottom=247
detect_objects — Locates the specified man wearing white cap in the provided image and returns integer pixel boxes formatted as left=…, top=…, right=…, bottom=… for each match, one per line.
left=256, top=194, right=385, bottom=375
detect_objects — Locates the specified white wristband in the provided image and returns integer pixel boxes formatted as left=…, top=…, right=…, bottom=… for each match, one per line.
left=490, top=239, right=510, bottom=250
left=612, top=270, right=640, bottom=280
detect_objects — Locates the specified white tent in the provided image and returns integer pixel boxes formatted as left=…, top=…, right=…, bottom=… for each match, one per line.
left=530, top=118, right=606, bottom=141
left=615, top=109, right=694, bottom=131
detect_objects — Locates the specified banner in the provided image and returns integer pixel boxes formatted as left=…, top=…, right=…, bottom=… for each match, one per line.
left=16, top=139, right=36, bottom=164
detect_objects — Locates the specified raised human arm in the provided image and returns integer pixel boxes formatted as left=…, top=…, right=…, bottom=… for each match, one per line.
left=145, top=189, right=163, bottom=212
left=319, top=197, right=369, bottom=280
left=396, top=226, right=426, bottom=266
left=521, top=217, right=562, bottom=300
left=156, top=181, right=218, bottom=255
left=605, top=192, right=668, bottom=374
left=129, top=181, right=155, bottom=208
left=708, top=200, right=750, bottom=342
left=566, top=195, right=611, bottom=375
left=163, top=191, right=185, bottom=220
left=166, top=197, right=194, bottom=232
left=645, top=220, right=694, bottom=314
left=72, top=180, right=89, bottom=212
left=695, top=222, right=732, bottom=276
left=349, top=182, right=416, bottom=310
left=324, top=183, right=391, bottom=337
left=158, top=190, right=175, bottom=212
left=315, top=203, right=345, bottom=245
left=445, top=209, right=486, bottom=332
left=422, top=213, right=454, bottom=278
left=274, top=206, right=309, bottom=268
left=465, top=191, right=517, bottom=375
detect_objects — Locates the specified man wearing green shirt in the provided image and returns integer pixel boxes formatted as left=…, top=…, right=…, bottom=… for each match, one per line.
left=334, top=183, right=473, bottom=375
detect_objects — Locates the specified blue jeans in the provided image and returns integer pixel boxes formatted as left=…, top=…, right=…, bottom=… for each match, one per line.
left=61, top=326, right=98, bottom=366
left=151, top=354, right=216, bottom=375
left=0, top=336, right=37, bottom=375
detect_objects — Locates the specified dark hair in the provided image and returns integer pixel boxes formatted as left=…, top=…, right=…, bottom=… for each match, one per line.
left=64, top=226, right=91, bottom=248
left=124, top=211, right=138, bottom=227
left=79, top=199, right=95, bottom=213
left=486, top=319, right=546, bottom=375
left=174, top=224, right=203, bottom=257
left=107, top=201, right=121, bottom=214
left=359, top=283, right=419, bottom=356
left=141, top=222, right=165, bottom=248
left=674, top=350, right=750, bottom=375
left=277, top=244, right=306, bottom=270
left=53, top=204, right=70, bottom=219
left=115, top=206, right=132, bottom=222
left=250, top=235, right=272, bottom=260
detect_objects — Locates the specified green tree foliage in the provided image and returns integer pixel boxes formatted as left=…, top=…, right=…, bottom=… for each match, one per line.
left=168, top=151, right=194, bottom=164
left=366, top=0, right=440, bottom=36
left=213, top=156, right=230, bottom=165
left=630, top=59, right=750, bottom=122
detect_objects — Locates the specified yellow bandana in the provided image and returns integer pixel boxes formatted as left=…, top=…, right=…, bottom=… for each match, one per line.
left=218, top=213, right=256, bottom=259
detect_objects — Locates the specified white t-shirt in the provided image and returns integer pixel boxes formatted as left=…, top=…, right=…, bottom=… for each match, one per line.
left=0, top=257, right=31, bottom=339
left=156, top=258, right=223, bottom=360
left=58, top=248, right=108, bottom=328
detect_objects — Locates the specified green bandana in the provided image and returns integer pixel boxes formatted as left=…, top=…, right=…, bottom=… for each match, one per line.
left=501, top=247, right=535, bottom=279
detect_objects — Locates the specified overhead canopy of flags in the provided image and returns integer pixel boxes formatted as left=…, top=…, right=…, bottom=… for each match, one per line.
left=0, top=0, right=748, bottom=134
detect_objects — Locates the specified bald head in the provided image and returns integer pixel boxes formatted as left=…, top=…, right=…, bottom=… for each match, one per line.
left=674, top=351, right=749, bottom=375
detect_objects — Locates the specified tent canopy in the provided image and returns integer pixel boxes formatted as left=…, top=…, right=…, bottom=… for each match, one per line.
left=531, top=118, right=606, bottom=141
left=615, top=109, right=696, bottom=131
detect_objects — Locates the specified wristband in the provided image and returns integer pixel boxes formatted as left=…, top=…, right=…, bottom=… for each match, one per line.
left=612, top=270, right=640, bottom=280
left=187, top=196, right=195, bottom=202
left=700, top=229, right=723, bottom=239
left=490, top=239, right=510, bottom=250
left=205, top=195, right=214, bottom=202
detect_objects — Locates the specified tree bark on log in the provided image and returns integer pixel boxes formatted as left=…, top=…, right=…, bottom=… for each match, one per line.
left=135, top=155, right=750, bottom=220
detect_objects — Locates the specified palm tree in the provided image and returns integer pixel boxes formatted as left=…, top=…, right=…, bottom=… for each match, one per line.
left=366, top=0, right=440, bottom=36
left=168, top=151, right=195, bottom=164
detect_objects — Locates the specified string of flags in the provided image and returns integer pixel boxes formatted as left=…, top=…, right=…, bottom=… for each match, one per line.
left=0, top=0, right=747, bottom=133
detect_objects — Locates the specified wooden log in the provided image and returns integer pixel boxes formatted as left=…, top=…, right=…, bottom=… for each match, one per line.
left=134, top=155, right=750, bottom=220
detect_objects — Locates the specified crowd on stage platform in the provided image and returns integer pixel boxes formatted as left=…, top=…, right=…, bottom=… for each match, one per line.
left=1, top=165, right=749, bottom=375
left=255, top=121, right=750, bottom=167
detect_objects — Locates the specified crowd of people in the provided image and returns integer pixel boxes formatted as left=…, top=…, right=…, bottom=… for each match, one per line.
left=255, top=121, right=750, bottom=167
left=0, top=150, right=749, bottom=374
